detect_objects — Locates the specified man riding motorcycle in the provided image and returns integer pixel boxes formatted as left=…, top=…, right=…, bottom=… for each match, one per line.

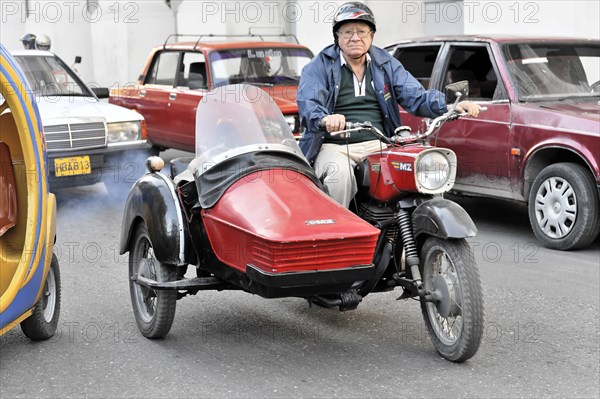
left=297, top=1, right=481, bottom=207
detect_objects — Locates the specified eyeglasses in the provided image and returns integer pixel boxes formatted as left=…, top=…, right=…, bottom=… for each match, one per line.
left=337, top=29, right=373, bottom=39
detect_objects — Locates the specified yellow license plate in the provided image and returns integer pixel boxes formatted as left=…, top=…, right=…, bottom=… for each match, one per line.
left=54, top=156, right=91, bottom=177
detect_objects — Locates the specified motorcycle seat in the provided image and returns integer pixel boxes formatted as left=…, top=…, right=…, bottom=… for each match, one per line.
left=169, top=157, right=194, bottom=180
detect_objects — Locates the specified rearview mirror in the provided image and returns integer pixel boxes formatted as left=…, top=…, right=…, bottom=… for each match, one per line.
left=91, top=87, right=110, bottom=99
left=445, top=80, right=469, bottom=103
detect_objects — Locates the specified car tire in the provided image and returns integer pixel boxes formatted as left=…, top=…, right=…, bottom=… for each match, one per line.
left=528, top=163, right=600, bottom=250
left=20, top=254, right=61, bottom=340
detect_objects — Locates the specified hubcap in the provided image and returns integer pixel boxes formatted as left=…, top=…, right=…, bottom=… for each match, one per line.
left=133, top=240, right=157, bottom=323
left=433, top=274, right=461, bottom=318
left=534, top=177, right=577, bottom=239
left=42, top=267, right=57, bottom=322
left=425, top=246, right=464, bottom=346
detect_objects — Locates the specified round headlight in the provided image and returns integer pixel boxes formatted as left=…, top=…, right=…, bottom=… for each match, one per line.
left=416, top=151, right=451, bottom=191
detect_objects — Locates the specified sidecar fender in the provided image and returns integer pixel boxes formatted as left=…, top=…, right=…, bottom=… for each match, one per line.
left=412, top=197, right=477, bottom=239
left=119, top=172, right=185, bottom=265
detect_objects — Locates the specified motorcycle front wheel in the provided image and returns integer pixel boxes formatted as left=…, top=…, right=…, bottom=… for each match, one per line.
left=419, top=237, right=484, bottom=362
left=129, top=222, right=177, bottom=339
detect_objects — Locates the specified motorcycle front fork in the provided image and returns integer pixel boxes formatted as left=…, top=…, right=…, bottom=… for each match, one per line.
left=393, top=208, right=438, bottom=304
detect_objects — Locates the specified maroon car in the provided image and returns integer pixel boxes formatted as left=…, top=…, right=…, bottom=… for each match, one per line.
left=385, top=35, right=599, bottom=250
left=110, top=35, right=313, bottom=154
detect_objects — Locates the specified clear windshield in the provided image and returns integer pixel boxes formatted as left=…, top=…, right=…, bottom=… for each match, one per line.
left=194, top=84, right=303, bottom=169
left=14, top=55, right=91, bottom=97
left=209, top=47, right=312, bottom=87
left=503, top=42, right=600, bottom=101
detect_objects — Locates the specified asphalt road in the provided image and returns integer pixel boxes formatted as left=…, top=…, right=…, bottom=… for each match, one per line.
left=1, top=150, right=599, bottom=398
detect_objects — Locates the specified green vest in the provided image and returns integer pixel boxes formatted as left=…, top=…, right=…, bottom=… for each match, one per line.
left=326, top=62, right=385, bottom=144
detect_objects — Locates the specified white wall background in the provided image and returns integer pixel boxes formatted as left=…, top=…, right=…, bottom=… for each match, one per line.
left=1, top=0, right=599, bottom=87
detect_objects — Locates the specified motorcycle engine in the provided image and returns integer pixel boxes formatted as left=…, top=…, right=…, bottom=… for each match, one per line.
left=358, top=203, right=397, bottom=243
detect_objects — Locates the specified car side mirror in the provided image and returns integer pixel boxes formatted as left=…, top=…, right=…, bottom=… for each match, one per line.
left=74, top=56, right=82, bottom=65
left=445, top=80, right=469, bottom=103
left=91, top=87, right=110, bottom=99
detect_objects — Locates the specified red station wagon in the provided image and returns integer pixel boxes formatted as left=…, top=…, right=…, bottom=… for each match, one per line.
left=385, top=35, right=600, bottom=250
left=110, top=34, right=313, bottom=154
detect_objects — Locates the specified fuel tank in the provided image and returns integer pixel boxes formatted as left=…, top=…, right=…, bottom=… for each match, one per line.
left=201, top=170, right=380, bottom=275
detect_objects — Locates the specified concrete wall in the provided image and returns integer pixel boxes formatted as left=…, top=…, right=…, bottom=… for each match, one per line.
left=0, top=0, right=173, bottom=86
left=173, top=1, right=427, bottom=54
left=419, top=0, right=600, bottom=38
left=464, top=0, right=600, bottom=38
left=1, top=0, right=599, bottom=87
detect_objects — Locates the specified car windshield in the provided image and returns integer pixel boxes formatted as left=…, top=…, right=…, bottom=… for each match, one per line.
left=503, top=42, right=600, bottom=101
left=13, top=55, right=92, bottom=97
left=194, top=84, right=303, bottom=172
left=209, top=47, right=312, bottom=86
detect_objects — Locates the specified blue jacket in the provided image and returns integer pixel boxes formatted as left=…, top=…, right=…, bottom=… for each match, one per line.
left=297, top=44, right=447, bottom=164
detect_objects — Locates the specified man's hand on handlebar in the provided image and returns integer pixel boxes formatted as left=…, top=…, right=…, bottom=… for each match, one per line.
left=450, top=101, right=482, bottom=117
left=321, top=114, right=346, bottom=132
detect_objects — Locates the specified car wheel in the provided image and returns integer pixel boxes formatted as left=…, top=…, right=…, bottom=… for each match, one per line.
left=129, top=222, right=177, bottom=338
left=528, top=163, right=600, bottom=250
left=20, top=254, right=61, bottom=340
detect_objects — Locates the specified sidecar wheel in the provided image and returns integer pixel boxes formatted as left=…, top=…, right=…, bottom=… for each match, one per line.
left=419, top=237, right=484, bottom=362
left=129, top=223, right=177, bottom=339
left=20, top=254, right=61, bottom=340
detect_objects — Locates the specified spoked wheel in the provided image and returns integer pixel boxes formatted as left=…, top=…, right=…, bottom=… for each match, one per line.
left=420, top=237, right=484, bottom=362
left=20, top=254, right=61, bottom=340
left=129, top=223, right=177, bottom=338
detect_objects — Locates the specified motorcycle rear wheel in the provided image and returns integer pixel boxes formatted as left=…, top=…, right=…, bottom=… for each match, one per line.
left=129, top=223, right=177, bottom=339
left=419, top=237, right=483, bottom=362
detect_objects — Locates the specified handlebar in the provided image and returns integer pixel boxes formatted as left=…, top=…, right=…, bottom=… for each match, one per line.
left=320, top=103, right=488, bottom=145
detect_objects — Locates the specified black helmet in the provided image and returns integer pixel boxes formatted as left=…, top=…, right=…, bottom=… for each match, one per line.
left=332, top=2, right=376, bottom=43
left=21, top=33, right=37, bottom=50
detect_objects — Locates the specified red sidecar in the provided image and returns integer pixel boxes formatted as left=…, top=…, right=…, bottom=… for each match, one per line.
left=120, top=84, right=382, bottom=325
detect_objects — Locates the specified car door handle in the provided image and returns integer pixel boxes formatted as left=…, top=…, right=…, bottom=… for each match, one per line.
left=140, top=89, right=146, bottom=98
left=169, top=93, right=177, bottom=101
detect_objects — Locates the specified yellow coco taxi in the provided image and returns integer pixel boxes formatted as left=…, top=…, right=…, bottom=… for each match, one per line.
left=0, top=44, right=61, bottom=339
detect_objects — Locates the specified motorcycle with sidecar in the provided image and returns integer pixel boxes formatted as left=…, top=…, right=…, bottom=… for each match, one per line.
left=119, top=83, right=484, bottom=362
left=0, top=44, right=61, bottom=340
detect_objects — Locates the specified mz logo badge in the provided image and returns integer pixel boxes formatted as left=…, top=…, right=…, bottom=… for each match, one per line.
left=392, top=161, right=413, bottom=172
